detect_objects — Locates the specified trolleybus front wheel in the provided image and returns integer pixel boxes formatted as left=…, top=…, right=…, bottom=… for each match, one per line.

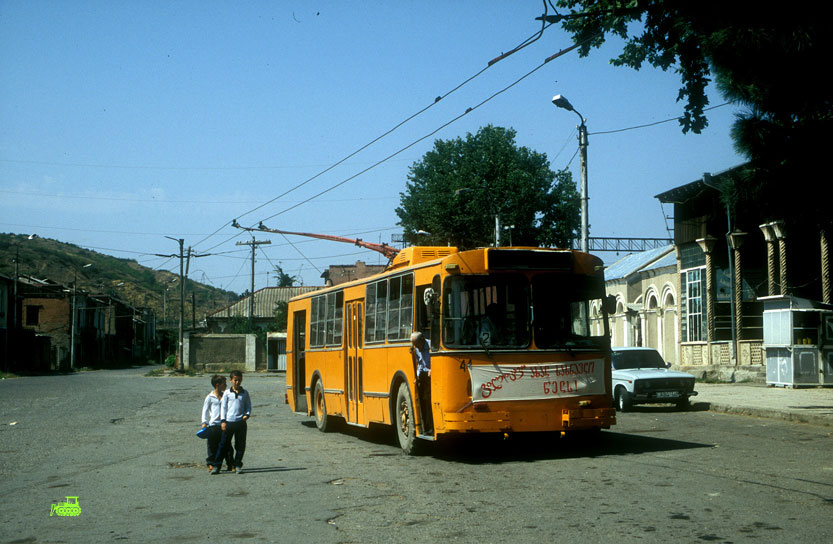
left=395, top=382, right=419, bottom=454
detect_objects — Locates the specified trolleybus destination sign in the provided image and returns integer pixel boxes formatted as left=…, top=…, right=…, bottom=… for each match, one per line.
left=470, top=359, right=605, bottom=402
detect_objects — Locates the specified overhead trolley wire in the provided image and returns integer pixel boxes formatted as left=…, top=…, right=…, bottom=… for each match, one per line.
left=193, top=11, right=558, bottom=254
left=254, top=41, right=583, bottom=226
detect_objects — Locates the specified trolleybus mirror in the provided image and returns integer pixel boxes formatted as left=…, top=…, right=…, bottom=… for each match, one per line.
left=604, top=295, right=617, bottom=315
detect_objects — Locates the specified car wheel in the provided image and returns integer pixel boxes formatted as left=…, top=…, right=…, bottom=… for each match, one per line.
left=313, top=380, right=331, bottom=432
left=676, top=396, right=690, bottom=411
left=616, top=388, right=633, bottom=412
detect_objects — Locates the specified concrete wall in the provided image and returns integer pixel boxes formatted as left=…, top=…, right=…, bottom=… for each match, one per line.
left=183, top=333, right=260, bottom=372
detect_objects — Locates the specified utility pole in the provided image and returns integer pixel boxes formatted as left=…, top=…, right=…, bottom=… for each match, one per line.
left=70, top=263, right=92, bottom=370
left=7, top=246, right=19, bottom=373
left=163, top=237, right=185, bottom=370
left=236, top=239, right=271, bottom=328
left=177, top=239, right=185, bottom=370
left=158, top=241, right=208, bottom=370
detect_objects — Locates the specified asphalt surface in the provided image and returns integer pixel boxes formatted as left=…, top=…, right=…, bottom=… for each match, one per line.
left=1, top=367, right=831, bottom=544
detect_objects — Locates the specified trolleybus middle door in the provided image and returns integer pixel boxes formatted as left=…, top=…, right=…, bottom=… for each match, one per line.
left=346, top=301, right=364, bottom=424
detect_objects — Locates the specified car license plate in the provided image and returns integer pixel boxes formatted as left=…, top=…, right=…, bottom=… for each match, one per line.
left=656, top=391, right=677, bottom=398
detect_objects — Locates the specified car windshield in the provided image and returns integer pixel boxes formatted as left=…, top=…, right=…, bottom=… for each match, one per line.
left=612, top=350, right=667, bottom=370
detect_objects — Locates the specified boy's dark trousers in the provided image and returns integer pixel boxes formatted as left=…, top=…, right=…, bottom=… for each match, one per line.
left=206, top=425, right=226, bottom=466
left=224, top=420, right=248, bottom=468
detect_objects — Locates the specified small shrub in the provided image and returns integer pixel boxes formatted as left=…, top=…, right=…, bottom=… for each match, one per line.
left=164, top=354, right=176, bottom=367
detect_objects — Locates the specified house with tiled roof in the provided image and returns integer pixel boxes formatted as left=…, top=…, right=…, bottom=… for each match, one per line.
left=205, top=286, right=323, bottom=333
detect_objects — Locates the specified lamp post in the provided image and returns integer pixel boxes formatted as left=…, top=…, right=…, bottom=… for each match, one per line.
left=70, top=263, right=93, bottom=370
left=552, top=94, right=589, bottom=253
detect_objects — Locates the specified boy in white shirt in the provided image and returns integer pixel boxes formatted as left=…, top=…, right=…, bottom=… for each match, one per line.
left=201, top=375, right=231, bottom=475
left=221, top=370, right=252, bottom=474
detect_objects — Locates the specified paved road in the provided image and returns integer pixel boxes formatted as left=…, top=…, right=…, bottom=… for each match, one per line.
left=1, top=367, right=832, bottom=543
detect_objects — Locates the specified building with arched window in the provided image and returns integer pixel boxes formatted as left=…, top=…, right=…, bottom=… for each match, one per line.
left=604, top=245, right=679, bottom=365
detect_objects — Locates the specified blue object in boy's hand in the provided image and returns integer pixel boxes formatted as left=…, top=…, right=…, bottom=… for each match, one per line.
left=196, top=427, right=209, bottom=439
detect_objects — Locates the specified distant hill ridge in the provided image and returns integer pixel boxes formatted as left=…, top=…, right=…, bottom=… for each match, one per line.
left=1, top=232, right=238, bottom=325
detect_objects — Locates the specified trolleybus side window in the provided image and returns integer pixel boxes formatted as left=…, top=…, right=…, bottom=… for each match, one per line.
left=387, top=274, right=414, bottom=341
left=365, top=274, right=414, bottom=344
left=310, top=296, right=323, bottom=347
left=365, top=280, right=387, bottom=344
left=310, top=290, right=344, bottom=348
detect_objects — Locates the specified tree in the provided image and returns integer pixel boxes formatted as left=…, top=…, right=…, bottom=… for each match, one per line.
left=269, top=301, right=288, bottom=333
left=273, top=265, right=297, bottom=287
left=396, top=125, right=580, bottom=249
left=552, top=1, right=832, bottom=225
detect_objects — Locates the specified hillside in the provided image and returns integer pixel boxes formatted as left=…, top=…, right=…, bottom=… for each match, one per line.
left=1, top=232, right=239, bottom=327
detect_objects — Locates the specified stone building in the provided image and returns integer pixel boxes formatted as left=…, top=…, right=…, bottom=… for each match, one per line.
left=654, top=165, right=832, bottom=381
left=321, top=260, right=386, bottom=286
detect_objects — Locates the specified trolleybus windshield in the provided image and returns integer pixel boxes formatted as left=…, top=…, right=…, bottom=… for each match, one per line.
left=532, top=274, right=605, bottom=348
left=442, top=274, right=530, bottom=348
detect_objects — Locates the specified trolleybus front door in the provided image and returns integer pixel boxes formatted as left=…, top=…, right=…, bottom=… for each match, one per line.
left=345, top=301, right=364, bottom=424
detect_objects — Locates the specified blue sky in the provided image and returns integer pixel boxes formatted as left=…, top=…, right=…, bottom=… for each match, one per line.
left=1, top=1, right=745, bottom=294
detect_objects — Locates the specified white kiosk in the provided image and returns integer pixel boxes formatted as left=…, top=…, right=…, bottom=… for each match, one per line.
left=761, top=295, right=833, bottom=387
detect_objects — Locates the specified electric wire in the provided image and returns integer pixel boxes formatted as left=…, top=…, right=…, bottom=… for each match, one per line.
left=252, top=41, right=583, bottom=227
left=590, top=103, right=731, bottom=135
left=230, top=3, right=552, bottom=225
left=193, top=13, right=558, bottom=252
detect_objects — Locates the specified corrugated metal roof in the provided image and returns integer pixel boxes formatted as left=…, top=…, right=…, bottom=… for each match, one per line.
left=209, top=286, right=323, bottom=319
left=643, top=251, right=677, bottom=272
left=605, top=244, right=675, bottom=281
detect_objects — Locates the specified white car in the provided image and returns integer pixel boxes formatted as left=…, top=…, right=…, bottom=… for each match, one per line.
left=611, top=347, right=697, bottom=412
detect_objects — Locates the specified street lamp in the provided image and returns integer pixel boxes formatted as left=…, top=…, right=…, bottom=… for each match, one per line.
left=552, top=94, right=589, bottom=253
left=503, top=224, right=515, bottom=247
left=70, top=263, right=93, bottom=370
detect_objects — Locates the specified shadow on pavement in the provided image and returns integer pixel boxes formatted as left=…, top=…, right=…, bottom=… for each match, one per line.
left=298, top=418, right=713, bottom=464
left=236, top=466, right=308, bottom=474
left=431, top=430, right=713, bottom=464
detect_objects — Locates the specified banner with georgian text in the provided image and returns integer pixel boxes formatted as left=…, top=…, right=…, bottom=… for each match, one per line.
left=469, top=360, right=605, bottom=402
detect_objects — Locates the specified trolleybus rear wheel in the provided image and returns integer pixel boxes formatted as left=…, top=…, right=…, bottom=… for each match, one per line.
left=313, top=380, right=331, bottom=432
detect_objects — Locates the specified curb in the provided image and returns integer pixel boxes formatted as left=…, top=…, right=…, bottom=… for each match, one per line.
left=702, top=401, right=833, bottom=428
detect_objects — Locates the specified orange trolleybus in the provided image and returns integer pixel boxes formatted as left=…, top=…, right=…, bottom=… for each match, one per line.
left=285, top=245, right=616, bottom=453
